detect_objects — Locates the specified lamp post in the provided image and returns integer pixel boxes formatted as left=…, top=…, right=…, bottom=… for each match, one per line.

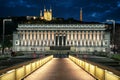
left=106, top=19, right=115, bottom=54
left=2, top=19, right=12, bottom=55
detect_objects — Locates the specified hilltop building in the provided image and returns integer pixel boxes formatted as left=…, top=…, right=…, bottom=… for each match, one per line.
left=40, top=6, right=52, bottom=21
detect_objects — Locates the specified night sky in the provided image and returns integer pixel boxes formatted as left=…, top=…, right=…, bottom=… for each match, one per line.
left=0, top=0, right=120, bottom=23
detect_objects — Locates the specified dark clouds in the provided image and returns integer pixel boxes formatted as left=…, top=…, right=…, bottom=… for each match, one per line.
left=0, top=0, right=120, bottom=22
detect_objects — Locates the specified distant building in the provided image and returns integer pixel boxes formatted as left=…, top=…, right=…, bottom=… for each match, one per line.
left=13, top=24, right=110, bottom=53
left=26, top=16, right=37, bottom=20
left=40, top=6, right=52, bottom=21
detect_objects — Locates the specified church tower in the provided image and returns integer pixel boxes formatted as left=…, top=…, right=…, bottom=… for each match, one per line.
left=80, top=8, right=82, bottom=22
left=40, top=10, right=44, bottom=19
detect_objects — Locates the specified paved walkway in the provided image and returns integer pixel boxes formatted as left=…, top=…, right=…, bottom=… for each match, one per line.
left=24, top=58, right=96, bottom=80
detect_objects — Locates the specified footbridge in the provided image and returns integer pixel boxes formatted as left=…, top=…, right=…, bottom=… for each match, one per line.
left=0, top=55, right=120, bottom=80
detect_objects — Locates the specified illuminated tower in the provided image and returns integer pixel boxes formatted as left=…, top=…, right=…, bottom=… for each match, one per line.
left=49, top=6, right=52, bottom=20
left=40, top=10, right=44, bottom=19
left=80, top=8, right=82, bottom=22
left=40, top=10, right=42, bottom=17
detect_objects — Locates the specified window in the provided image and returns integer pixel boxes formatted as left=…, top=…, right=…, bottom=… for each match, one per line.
left=82, top=41, right=84, bottom=46
left=89, top=41, right=91, bottom=46
left=32, top=34, right=34, bottom=39
left=28, top=34, right=30, bottom=39
left=78, top=41, right=80, bottom=46
left=50, top=34, right=52, bottom=40
left=88, top=34, right=90, bottom=39
left=16, top=41, right=18, bottom=45
left=99, top=34, right=101, bottom=40
left=77, top=33, right=78, bottom=39
left=103, top=34, right=105, bottom=39
left=47, top=33, right=48, bottom=40
left=84, top=34, right=86, bottom=39
left=67, top=41, right=69, bottom=45
left=39, top=34, right=41, bottom=39
left=36, top=33, right=37, bottom=40
left=86, top=41, right=87, bottom=46
left=69, top=34, right=71, bottom=40
left=52, top=41, right=54, bottom=45
left=71, top=42, right=73, bottom=45
left=21, top=34, right=23, bottom=39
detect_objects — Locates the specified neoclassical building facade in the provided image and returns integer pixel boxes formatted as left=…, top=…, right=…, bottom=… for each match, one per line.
left=13, top=24, right=110, bottom=53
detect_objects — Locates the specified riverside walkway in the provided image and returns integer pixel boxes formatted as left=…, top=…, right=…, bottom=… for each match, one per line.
left=24, top=58, right=96, bottom=80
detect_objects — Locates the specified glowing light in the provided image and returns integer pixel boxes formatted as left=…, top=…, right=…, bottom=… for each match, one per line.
left=6, top=70, right=15, bottom=73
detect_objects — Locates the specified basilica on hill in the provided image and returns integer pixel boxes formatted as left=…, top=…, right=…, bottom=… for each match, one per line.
left=40, top=6, right=52, bottom=21
left=13, top=6, right=110, bottom=54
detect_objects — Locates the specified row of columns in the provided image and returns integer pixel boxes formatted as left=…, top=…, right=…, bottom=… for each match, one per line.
left=19, top=40, right=105, bottom=47
left=20, top=31, right=55, bottom=40
left=18, top=30, right=105, bottom=46
left=66, top=31, right=104, bottom=41
left=20, top=31, right=104, bottom=41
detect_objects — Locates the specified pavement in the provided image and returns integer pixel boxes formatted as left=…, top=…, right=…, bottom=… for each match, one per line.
left=24, top=58, right=96, bottom=80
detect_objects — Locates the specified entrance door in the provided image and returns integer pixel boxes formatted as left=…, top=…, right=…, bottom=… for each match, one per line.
left=59, top=36, right=62, bottom=46
left=56, top=36, right=58, bottom=46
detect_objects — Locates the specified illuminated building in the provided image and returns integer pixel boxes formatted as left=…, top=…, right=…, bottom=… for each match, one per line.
left=40, top=6, right=52, bottom=21
left=13, top=24, right=110, bottom=53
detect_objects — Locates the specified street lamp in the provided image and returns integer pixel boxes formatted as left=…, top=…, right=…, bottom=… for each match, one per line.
left=106, top=19, right=115, bottom=54
left=2, top=19, right=12, bottom=55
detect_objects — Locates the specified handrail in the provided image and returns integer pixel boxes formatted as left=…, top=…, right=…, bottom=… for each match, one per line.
left=69, top=55, right=120, bottom=80
left=0, top=55, right=53, bottom=80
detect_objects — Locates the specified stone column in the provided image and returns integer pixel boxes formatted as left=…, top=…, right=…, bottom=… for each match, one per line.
left=54, top=33, right=55, bottom=46
left=90, top=31, right=92, bottom=40
left=24, top=31, right=27, bottom=46
left=23, top=31, right=25, bottom=40
left=53, top=32, right=55, bottom=46
left=41, top=31, right=43, bottom=46
left=82, top=31, right=84, bottom=46
left=58, top=35, right=59, bottom=46
left=85, top=31, right=88, bottom=46
left=46, top=31, right=48, bottom=46
left=25, top=31, right=27, bottom=46
left=75, top=31, right=77, bottom=46
left=79, top=31, right=81, bottom=46
left=26, top=31, right=28, bottom=40
left=62, top=35, right=64, bottom=46
left=93, top=31, right=95, bottom=46
left=30, top=31, right=32, bottom=46
left=80, top=40, right=82, bottom=46
left=101, top=31, right=103, bottom=40
left=30, top=31, right=32, bottom=40
left=72, top=32, right=74, bottom=46
left=27, top=31, right=29, bottom=46
left=45, top=31, right=47, bottom=46
left=101, top=31, right=103, bottom=46
left=87, top=31, right=90, bottom=46
left=53, top=31, right=55, bottom=46
left=48, top=32, right=50, bottom=46
left=78, top=31, right=80, bottom=40
left=82, top=31, right=84, bottom=40
left=66, top=33, right=67, bottom=46
left=39, top=31, right=41, bottom=46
